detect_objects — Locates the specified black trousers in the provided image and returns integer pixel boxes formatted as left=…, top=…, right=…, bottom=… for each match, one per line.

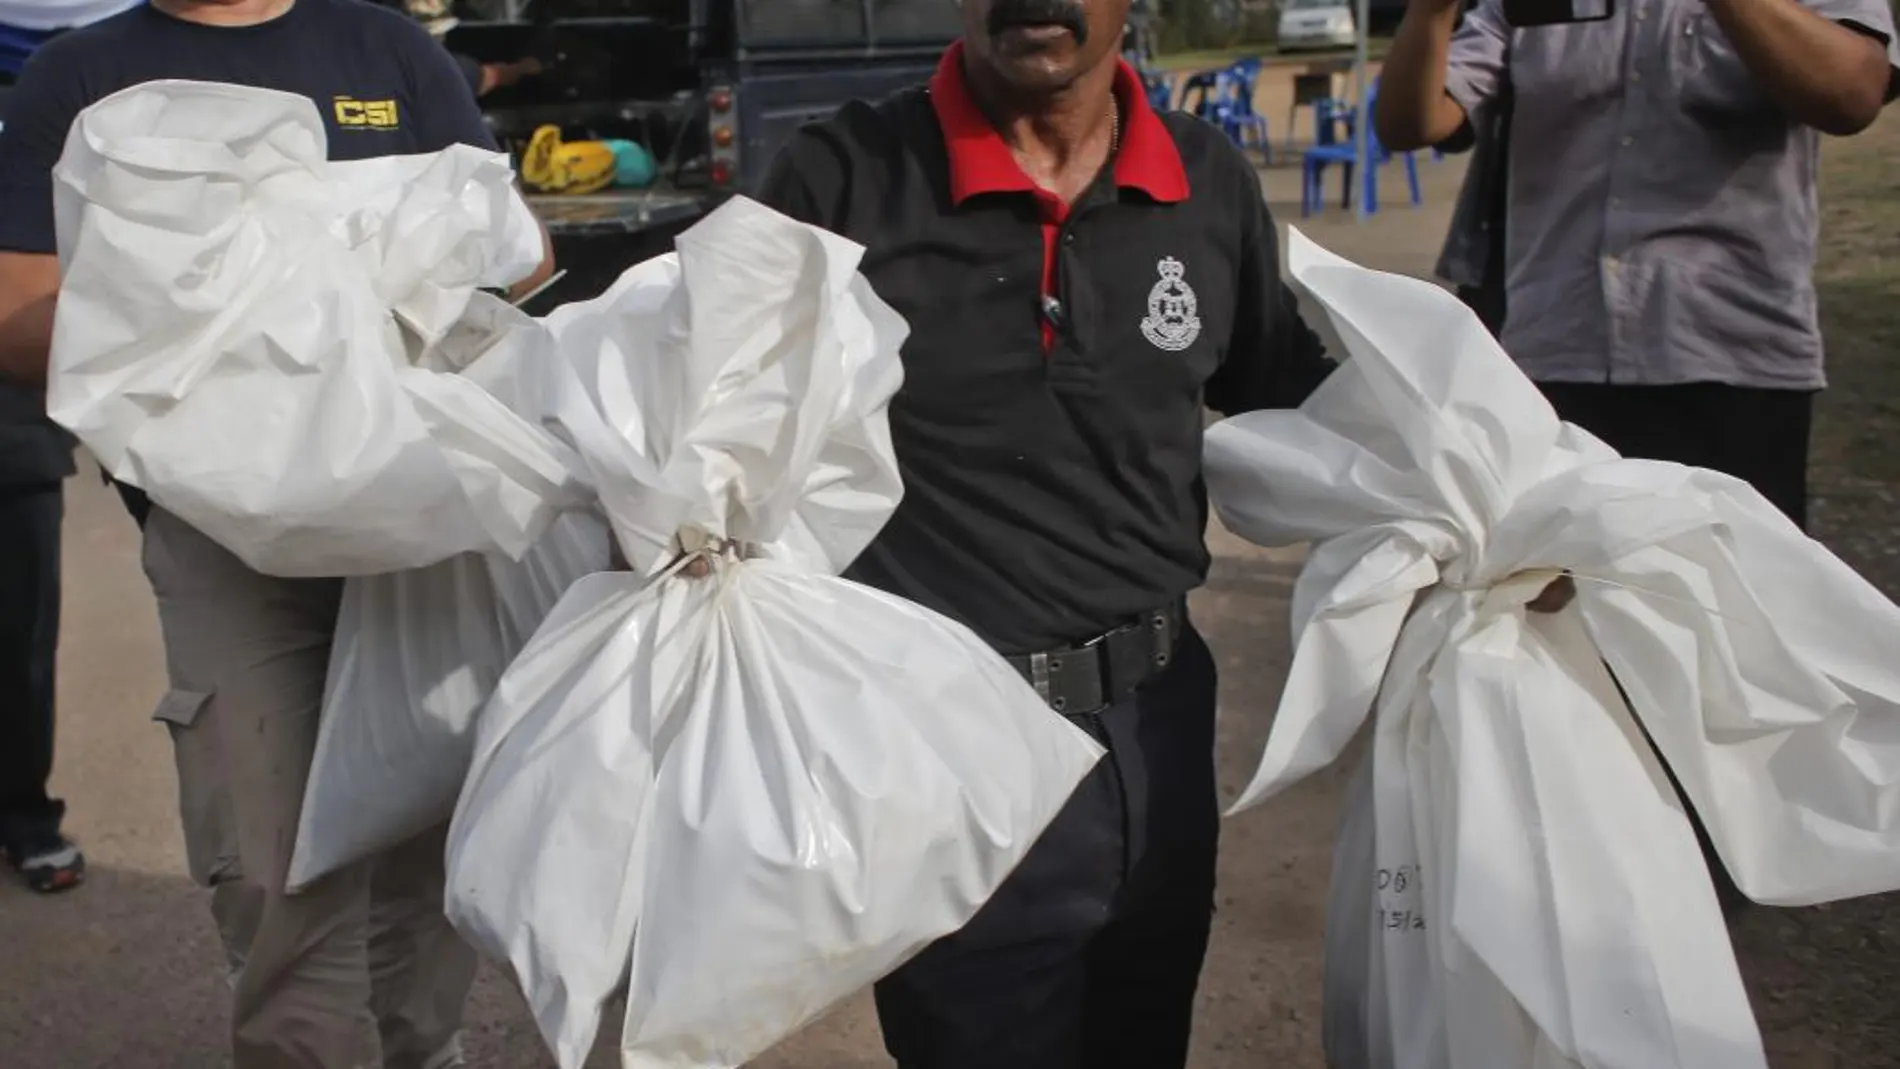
left=875, top=626, right=1222, bottom=1069
left=1538, top=382, right=1813, bottom=530
left=1539, top=381, right=1813, bottom=913
left=0, top=483, right=65, bottom=854
left=1456, top=281, right=1507, bottom=340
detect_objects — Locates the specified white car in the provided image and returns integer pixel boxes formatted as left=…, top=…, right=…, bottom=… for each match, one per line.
left=1277, top=0, right=1358, bottom=52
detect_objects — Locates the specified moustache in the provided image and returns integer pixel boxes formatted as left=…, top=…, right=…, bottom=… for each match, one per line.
left=986, top=0, right=1091, bottom=44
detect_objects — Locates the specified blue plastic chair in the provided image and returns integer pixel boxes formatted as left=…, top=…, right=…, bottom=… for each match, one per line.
left=1300, top=83, right=1420, bottom=217
left=1139, top=68, right=1174, bottom=113
left=1218, top=61, right=1272, bottom=163
left=1178, top=69, right=1222, bottom=120
left=1313, top=97, right=1354, bottom=146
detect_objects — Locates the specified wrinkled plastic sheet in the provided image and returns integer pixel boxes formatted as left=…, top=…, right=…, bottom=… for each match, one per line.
left=1208, top=230, right=1900, bottom=1069
left=288, top=292, right=615, bottom=890
left=287, top=508, right=612, bottom=891
left=434, top=198, right=1103, bottom=1069
left=49, top=80, right=581, bottom=577
left=50, top=83, right=1104, bottom=1069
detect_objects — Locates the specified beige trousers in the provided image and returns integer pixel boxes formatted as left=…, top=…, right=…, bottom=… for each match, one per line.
left=143, top=508, right=479, bottom=1069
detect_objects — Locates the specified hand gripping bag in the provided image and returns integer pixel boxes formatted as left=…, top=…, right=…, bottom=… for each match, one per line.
left=49, top=80, right=586, bottom=576
left=1206, top=231, right=1900, bottom=1069
left=444, top=197, right=1104, bottom=1069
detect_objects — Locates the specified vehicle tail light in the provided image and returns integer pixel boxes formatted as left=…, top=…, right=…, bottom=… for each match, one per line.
left=709, top=160, right=734, bottom=186
left=709, top=88, right=733, bottom=113
left=712, top=125, right=735, bottom=149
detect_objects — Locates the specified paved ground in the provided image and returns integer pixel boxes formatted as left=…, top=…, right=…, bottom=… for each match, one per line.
left=0, top=123, right=1469, bottom=1068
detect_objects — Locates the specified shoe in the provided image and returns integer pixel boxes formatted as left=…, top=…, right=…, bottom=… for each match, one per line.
left=6, top=836, right=86, bottom=894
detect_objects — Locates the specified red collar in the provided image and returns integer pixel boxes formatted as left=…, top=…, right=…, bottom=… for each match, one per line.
left=929, top=40, right=1191, bottom=206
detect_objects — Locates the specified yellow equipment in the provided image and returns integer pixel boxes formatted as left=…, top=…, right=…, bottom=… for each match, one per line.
left=520, top=125, right=618, bottom=196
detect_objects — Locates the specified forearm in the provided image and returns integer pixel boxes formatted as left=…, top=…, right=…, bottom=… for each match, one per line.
left=0, top=291, right=55, bottom=388
left=1704, top=0, right=1891, bottom=135
left=506, top=219, right=557, bottom=301
left=1375, top=0, right=1472, bottom=150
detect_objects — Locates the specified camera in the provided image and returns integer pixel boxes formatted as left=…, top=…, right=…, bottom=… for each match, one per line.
left=1500, top=0, right=1614, bottom=26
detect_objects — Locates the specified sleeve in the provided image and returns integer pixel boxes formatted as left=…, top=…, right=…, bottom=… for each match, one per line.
left=451, top=52, right=485, bottom=100
left=1804, top=0, right=1900, bottom=98
left=1444, top=0, right=1512, bottom=132
left=1204, top=157, right=1333, bottom=417
left=403, top=33, right=499, bottom=153
left=756, top=125, right=850, bottom=231
left=0, top=45, right=86, bottom=255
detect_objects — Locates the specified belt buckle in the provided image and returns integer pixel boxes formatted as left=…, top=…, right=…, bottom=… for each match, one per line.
left=1035, top=634, right=1108, bottom=715
left=1028, top=651, right=1054, bottom=706
left=1030, top=611, right=1175, bottom=717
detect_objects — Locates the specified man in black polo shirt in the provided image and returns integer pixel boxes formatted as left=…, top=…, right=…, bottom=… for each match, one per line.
left=0, top=2, right=551, bottom=1065
left=760, top=0, right=1332, bottom=1064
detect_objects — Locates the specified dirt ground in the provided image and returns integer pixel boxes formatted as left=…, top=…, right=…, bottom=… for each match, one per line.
left=4, top=70, right=1899, bottom=1069
left=1728, top=111, right=1900, bottom=1069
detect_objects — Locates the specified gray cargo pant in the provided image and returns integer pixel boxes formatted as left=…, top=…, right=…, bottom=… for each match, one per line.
left=142, top=507, right=479, bottom=1069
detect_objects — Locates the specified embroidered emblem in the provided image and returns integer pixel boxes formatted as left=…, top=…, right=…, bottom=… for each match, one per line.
left=332, top=96, right=401, bottom=130
left=1140, top=257, right=1201, bottom=352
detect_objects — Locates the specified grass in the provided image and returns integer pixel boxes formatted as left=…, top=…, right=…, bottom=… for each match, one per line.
left=1807, top=110, right=1900, bottom=486
left=1725, top=109, right=1900, bottom=1069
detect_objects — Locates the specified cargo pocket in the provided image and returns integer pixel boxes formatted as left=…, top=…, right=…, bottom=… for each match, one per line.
left=153, top=688, right=212, bottom=729
left=153, top=688, right=241, bottom=889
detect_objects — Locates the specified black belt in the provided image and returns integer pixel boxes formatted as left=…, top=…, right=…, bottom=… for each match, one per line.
left=1005, top=602, right=1186, bottom=716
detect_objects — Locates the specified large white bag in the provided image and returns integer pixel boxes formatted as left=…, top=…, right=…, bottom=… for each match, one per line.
left=445, top=197, right=1104, bottom=1069
left=287, top=294, right=613, bottom=889
left=1207, top=231, right=1900, bottom=1069
left=49, top=80, right=585, bottom=576
left=287, top=510, right=612, bottom=890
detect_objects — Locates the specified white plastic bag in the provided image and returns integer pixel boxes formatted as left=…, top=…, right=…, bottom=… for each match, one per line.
left=49, top=80, right=583, bottom=576
left=1207, top=230, right=1900, bottom=1069
left=445, top=197, right=1104, bottom=1069
left=287, top=510, right=612, bottom=890
left=288, top=292, right=614, bottom=888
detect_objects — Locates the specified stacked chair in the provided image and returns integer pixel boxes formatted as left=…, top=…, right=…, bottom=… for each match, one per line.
left=1138, top=58, right=1427, bottom=218
left=1299, top=78, right=1421, bottom=218
left=1175, top=60, right=1273, bottom=164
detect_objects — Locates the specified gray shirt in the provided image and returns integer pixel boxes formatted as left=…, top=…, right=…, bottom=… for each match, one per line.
left=1445, top=0, right=1900, bottom=389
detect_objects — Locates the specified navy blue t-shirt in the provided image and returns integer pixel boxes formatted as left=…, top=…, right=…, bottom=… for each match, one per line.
left=0, top=0, right=497, bottom=498
left=0, top=0, right=497, bottom=256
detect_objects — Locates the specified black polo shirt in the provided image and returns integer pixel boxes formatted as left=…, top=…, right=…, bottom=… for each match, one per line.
left=760, top=43, right=1329, bottom=655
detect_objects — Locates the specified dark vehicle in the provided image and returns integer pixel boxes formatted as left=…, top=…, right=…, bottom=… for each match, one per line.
left=1361, top=0, right=1409, bottom=34
left=447, top=0, right=960, bottom=307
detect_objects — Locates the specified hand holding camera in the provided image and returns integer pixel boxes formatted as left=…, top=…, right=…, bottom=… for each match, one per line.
left=1408, top=0, right=1616, bottom=25
left=1501, top=0, right=1615, bottom=26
